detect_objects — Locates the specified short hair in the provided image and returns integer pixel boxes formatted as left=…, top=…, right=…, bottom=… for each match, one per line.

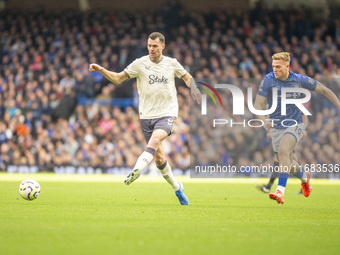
left=148, top=32, right=165, bottom=44
left=272, top=52, right=290, bottom=63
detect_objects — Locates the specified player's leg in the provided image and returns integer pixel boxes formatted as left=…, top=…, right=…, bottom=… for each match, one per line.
left=268, top=133, right=296, bottom=204
left=291, top=158, right=307, bottom=182
left=155, top=143, right=188, bottom=205
left=291, top=157, right=311, bottom=196
left=277, top=133, right=296, bottom=194
left=286, top=124, right=312, bottom=197
left=154, top=143, right=180, bottom=190
left=291, top=124, right=311, bottom=196
left=290, top=158, right=311, bottom=197
left=124, top=129, right=168, bottom=185
left=278, top=133, right=296, bottom=174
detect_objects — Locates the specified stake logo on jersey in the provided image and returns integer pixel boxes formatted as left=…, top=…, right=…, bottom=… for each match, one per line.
left=149, top=75, right=170, bottom=84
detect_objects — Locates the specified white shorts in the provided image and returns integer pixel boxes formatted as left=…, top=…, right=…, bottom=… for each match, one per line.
left=269, top=123, right=305, bottom=153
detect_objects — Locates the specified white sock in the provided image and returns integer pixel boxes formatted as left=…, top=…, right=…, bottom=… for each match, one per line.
left=133, top=151, right=154, bottom=171
left=159, top=162, right=180, bottom=191
left=276, top=185, right=285, bottom=195
left=301, top=171, right=308, bottom=183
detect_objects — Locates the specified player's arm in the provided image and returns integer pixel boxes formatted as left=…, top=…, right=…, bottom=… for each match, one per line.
left=314, top=82, right=340, bottom=110
left=89, top=63, right=129, bottom=85
left=181, top=73, right=201, bottom=104
left=254, top=94, right=275, bottom=132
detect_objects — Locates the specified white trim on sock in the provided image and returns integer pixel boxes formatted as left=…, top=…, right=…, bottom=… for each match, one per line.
left=159, top=162, right=180, bottom=191
left=301, top=171, right=307, bottom=183
left=276, top=185, right=285, bottom=195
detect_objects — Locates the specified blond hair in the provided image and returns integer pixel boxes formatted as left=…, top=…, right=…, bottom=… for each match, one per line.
left=272, top=52, right=290, bottom=63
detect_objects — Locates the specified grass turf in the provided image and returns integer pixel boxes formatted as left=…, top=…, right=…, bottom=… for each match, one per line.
left=0, top=173, right=339, bottom=255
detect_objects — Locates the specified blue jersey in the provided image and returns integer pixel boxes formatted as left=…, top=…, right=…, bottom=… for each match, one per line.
left=257, top=71, right=317, bottom=129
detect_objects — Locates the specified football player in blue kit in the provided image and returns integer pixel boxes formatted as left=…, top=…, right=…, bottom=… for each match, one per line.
left=254, top=52, right=340, bottom=204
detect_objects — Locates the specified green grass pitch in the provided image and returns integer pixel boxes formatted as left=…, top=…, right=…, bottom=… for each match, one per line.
left=0, top=173, right=339, bottom=255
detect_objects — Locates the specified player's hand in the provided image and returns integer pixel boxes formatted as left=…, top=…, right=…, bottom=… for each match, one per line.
left=89, top=63, right=103, bottom=72
left=263, top=120, right=276, bottom=132
left=191, top=86, right=201, bottom=104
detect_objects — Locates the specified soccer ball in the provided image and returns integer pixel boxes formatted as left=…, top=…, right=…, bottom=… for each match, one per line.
left=19, top=179, right=41, bottom=200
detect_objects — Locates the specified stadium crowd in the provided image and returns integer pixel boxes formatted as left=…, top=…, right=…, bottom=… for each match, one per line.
left=0, top=2, right=339, bottom=176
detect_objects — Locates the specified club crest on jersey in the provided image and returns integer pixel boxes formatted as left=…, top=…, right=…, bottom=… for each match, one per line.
left=149, top=75, right=169, bottom=84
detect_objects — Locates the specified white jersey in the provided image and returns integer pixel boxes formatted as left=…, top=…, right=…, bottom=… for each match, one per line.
left=124, top=55, right=187, bottom=119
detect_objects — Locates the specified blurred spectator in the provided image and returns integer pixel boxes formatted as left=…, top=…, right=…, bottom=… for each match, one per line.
left=51, top=88, right=77, bottom=122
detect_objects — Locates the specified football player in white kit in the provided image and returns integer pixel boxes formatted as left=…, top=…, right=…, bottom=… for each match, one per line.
left=89, top=32, right=201, bottom=205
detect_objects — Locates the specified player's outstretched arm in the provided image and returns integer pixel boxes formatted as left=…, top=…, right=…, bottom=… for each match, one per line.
left=182, top=73, right=201, bottom=104
left=89, top=63, right=128, bottom=85
left=314, top=82, right=340, bottom=110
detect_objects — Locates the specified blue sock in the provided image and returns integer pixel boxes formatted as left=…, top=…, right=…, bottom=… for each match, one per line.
left=278, top=173, right=289, bottom=187
left=293, top=167, right=303, bottom=179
